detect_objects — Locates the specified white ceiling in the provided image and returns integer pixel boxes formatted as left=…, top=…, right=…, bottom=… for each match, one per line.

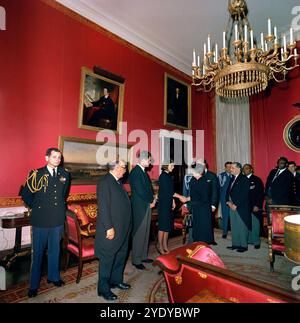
left=56, top=0, right=300, bottom=75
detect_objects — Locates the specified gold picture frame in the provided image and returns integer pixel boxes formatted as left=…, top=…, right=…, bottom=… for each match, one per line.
left=78, top=67, right=125, bottom=133
left=283, top=115, right=300, bottom=152
left=59, top=136, right=133, bottom=185
left=164, top=73, right=191, bottom=129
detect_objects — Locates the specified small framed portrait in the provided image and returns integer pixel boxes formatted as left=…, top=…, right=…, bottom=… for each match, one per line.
left=164, top=73, right=191, bottom=129
left=283, top=115, right=300, bottom=152
left=78, top=67, right=125, bottom=133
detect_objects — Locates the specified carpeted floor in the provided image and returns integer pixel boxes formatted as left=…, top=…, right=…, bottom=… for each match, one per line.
left=0, top=229, right=296, bottom=303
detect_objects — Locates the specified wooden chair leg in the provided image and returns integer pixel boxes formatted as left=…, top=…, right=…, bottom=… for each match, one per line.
left=270, top=260, right=274, bottom=272
left=64, top=252, right=70, bottom=271
left=182, top=228, right=186, bottom=244
left=269, top=252, right=275, bottom=272
left=76, top=260, right=83, bottom=284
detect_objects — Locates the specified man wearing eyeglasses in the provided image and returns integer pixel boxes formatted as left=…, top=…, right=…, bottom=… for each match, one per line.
left=95, top=159, right=132, bottom=301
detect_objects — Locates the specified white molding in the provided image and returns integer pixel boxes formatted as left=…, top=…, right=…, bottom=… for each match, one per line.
left=56, top=0, right=191, bottom=75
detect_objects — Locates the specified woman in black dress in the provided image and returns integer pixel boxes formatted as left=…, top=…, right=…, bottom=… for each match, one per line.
left=181, top=163, right=214, bottom=244
left=157, top=161, right=180, bottom=254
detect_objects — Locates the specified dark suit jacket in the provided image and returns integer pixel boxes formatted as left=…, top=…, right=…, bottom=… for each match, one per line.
left=265, top=168, right=294, bottom=204
left=248, top=174, right=264, bottom=218
left=94, top=173, right=132, bottom=257
left=205, top=170, right=220, bottom=208
left=129, top=165, right=154, bottom=235
left=21, top=166, right=70, bottom=227
left=226, top=173, right=251, bottom=229
left=292, top=173, right=300, bottom=206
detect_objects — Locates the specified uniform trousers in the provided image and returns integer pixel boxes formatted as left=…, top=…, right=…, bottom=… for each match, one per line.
left=30, top=225, right=63, bottom=289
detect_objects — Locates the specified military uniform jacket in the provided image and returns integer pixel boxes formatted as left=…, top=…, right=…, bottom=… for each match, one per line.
left=129, top=165, right=154, bottom=236
left=21, top=166, right=70, bottom=227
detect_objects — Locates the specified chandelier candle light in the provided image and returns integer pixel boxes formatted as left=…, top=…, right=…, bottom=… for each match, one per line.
left=192, top=0, right=299, bottom=98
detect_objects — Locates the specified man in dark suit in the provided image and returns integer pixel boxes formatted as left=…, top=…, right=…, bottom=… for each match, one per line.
left=21, top=148, right=70, bottom=298
left=226, top=162, right=251, bottom=253
left=204, top=160, right=220, bottom=245
left=95, top=159, right=132, bottom=301
left=243, top=164, right=264, bottom=249
left=265, top=157, right=294, bottom=223
left=167, top=87, right=187, bottom=127
left=129, top=151, right=156, bottom=270
left=288, top=161, right=300, bottom=206
left=218, top=161, right=233, bottom=239
left=85, top=88, right=117, bottom=129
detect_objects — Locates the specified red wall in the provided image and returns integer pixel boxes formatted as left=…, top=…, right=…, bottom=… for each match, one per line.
left=0, top=0, right=213, bottom=197
left=250, top=46, right=300, bottom=182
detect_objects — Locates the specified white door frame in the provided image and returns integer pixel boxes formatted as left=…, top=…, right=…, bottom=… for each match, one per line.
left=159, top=129, right=193, bottom=174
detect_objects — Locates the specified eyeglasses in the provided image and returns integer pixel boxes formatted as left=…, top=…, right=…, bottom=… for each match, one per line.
left=119, top=165, right=127, bottom=169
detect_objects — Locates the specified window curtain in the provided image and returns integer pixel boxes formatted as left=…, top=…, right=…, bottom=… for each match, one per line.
left=216, top=96, right=251, bottom=174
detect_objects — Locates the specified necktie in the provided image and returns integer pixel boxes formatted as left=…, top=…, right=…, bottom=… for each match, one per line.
left=52, top=168, right=56, bottom=178
left=230, top=176, right=237, bottom=190
left=272, top=169, right=280, bottom=182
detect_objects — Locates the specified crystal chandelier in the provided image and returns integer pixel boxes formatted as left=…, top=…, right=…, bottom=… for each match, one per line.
left=191, top=0, right=299, bottom=98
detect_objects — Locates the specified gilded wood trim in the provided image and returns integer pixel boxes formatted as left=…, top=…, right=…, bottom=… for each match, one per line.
left=0, top=193, right=97, bottom=208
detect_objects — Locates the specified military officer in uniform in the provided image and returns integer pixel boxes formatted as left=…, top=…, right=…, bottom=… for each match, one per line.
left=21, top=148, right=70, bottom=298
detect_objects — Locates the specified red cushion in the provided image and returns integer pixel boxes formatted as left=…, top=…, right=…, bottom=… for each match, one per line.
left=67, top=238, right=95, bottom=258
left=174, top=221, right=183, bottom=229
left=156, top=242, right=225, bottom=272
left=272, top=210, right=295, bottom=235
left=272, top=237, right=285, bottom=252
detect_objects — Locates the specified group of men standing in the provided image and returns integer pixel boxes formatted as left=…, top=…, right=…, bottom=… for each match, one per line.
left=21, top=148, right=155, bottom=301
left=218, top=157, right=299, bottom=253
left=21, top=147, right=299, bottom=300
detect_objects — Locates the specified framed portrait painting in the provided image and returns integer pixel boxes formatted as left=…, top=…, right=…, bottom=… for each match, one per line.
left=59, top=136, right=133, bottom=185
left=283, top=115, right=300, bottom=152
left=164, top=73, right=191, bottom=129
left=78, top=67, right=125, bottom=133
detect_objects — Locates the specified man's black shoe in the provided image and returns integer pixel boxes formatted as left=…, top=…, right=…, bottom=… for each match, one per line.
left=226, top=246, right=238, bottom=250
left=98, top=291, right=118, bottom=301
left=222, top=234, right=227, bottom=239
left=237, top=247, right=248, bottom=253
left=110, top=283, right=131, bottom=290
left=209, top=241, right=218, bottom=246
left=254, top=245, right=261, bottom=249
left=133, top=263, right=145, bottom=270
left=27, top=289, right=38, bottom=298
left=47, top=279, right=65, bottom=287
left=142, top=258, right=153, bottom=263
